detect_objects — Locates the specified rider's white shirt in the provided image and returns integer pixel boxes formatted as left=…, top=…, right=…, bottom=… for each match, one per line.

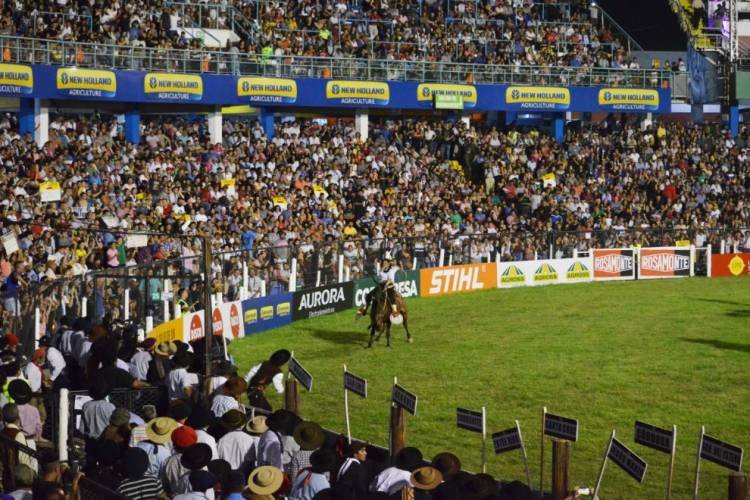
left=378, top=265, right=399, bottom=283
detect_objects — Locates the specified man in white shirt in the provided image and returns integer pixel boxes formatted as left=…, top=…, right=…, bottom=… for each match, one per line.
left=167, top=352, right=198, bottom=402
left=186, top=407, right=218, bottom=461
left=210, top=376, right=245, bottom=418
left=217, top=411, right=263, bottom=470
left=371, top=447, right=423, bottom=494
left=129, top=338, right=155, bottom=381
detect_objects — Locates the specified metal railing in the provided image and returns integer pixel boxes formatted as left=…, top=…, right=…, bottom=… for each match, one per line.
left=0, top=35, right=676, bottom=87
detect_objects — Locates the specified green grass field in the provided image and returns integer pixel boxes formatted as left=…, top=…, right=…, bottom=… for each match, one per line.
left=229, top=277, right=750, bottom=499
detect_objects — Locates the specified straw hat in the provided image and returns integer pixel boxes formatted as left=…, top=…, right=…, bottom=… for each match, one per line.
left=411, top=466, right=443, bottom=491
left=144, top=417, right=179, bottom=444
left=245, top=415, right=269, bottom=434
left=247, top=466, right=283, bottom=495
left=155, top=341, right=177, bottom=357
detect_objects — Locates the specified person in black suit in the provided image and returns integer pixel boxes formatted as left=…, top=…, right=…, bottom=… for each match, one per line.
left=334, top=440, right=369, bottom=498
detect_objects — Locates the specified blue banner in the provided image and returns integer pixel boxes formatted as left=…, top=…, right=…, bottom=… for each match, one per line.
left=1, top=63, right=672, bottom=113
left=241, top=292, right=293, bottom=336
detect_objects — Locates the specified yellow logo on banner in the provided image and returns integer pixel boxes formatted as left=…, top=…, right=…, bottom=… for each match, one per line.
left=566, top=261, right=591, bottom=280
left=244, top=309, right=258, bottom=324
left=56, top=68, right=116, bottom=97
left=237, top=77, right=297, bottom=103
left=39, top=181, right=61, bottom=191
left=144, top=73, right=203, bottom=100
left=675, top=240, right=691, bottom=247
left=220, top=179, right=236, bottom=188
left=729, top=255, right=745, bottom=276
left=260, top=305, right=274, bottom=320
left=505, top=86, right=570, bottom=109
left=534, top=263, right=558, bottom=282
left=598, top=88, right=659, bottom=110
left=326, top=80, right=390, bottom=105
left=417, top=83, right=477, bottom=107
left=0, top=64, right=33, bottom=94
left=501, top=265, right=525, bottom=284
left=277, top=302, right=291, bottom=316
left=147, top=318, right=184, bottom=344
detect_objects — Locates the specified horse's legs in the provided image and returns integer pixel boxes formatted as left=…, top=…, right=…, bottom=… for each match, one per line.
left=386, top=323, right=391, bottom=347
left=367, top=324, right=376, bottom=348
left=403, top=315, right=413, bottom=343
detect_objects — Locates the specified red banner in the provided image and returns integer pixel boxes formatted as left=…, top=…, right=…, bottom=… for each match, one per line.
left=592, top=249, right=635, bottom=281
left=639, top=248, right=691, bottom=279
left=711, top=253, right=750, bottom=277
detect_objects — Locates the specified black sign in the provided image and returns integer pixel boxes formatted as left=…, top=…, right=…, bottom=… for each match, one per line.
left=634, top=421, right=673, bottom=454
left=392, top=384, right=418, bottom=415
left=544, top=413, right=578, bottom=442
left=457, top=408, right=484, bottom=433
left=492, top=426, right=522, bottom=454
left=344, top=371, right=367, bottom=398
left=292, top=282, right=354, bottom=320
left=701, top=434, right=744, bottom=472
left=609, top=437, right=648, bottom=483
left=289, top=357, right=313, bottom=392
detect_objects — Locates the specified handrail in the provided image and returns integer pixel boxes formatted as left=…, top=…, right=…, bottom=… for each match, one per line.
left=0, top=35, right=676, bottom=87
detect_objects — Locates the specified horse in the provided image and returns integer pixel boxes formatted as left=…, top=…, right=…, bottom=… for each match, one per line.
left=367, top=282, right=412, bottom=348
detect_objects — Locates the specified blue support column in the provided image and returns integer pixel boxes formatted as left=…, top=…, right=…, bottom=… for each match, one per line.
left=260, top=108, right=275, bottom=139
left=729, top=105, right=739, bottom=138
left=19, top=98, right=35, bottom=137
left=553, top=115, right=565, bottom=143
left=505, top=111, right=517, bottom=126
left=124, top=108, right=141, bottom=144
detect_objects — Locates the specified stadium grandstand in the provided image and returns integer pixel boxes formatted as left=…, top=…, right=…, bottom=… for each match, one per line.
left=0, top=0, right=748, bottom=499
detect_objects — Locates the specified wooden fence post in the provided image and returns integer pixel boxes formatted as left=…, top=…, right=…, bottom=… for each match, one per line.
left=552, top=439, right=572, bottom=500
left=729, top=474, right=748, bottom=500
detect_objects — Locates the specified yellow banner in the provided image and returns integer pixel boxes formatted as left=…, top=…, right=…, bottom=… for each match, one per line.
left=56, top=68, right=116, bottom=97
left=39, top=181, right=61, bottom=191
left=326, top=80, right=390, bottom=105
left=505, top=86, right=570, bottom=109
left=0, top=64, right=33, bottom=94
left=598, top=88, right=659, bottom=111
left=237, top=77, right=297, bottom=103
left=221, top=178, right=236, bottom=187
left=147, top=317, right=184, bottom=344
left=144, top=73, right=203, bottom=100
left=417, top=83, right=477, bottom=107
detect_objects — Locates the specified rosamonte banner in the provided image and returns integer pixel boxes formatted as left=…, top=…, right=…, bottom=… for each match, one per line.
left=592, top=248, right=636, bottom=281
left=420, top=263, right=497, bottom=297
left=711, top=253, right=750, bottom=277
left=638, top=247, right=692, bottom=279
left=497, top=257, right=594, bottom=288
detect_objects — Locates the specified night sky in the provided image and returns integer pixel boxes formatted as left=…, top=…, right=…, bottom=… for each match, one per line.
left=597, top=0, right=687, bottom=51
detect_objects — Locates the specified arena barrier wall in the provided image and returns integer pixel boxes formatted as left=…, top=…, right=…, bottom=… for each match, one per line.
left=711, top=253, right=750, bottom=277
left=0, top=64, right=672, bottom=113
left=145, top=246, right=712, bottom=341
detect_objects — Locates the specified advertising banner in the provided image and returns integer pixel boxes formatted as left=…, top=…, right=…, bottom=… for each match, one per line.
left=592, top=249, right=636, bottom=281
left=417, top=83, right=477, bottom=108
left=211, top=300, right=244, bottom=340
left=56, top=68, right=116, bottom=98
left=711, top=253, right=750, bottom=277
left=638, top=247, right=692, bottom=279
left=143, top=72, right=203, bottom=101
left=237, top=76, right=297, bottom=104
left=597, top=88, right=659, bottom=111
left=292, top=282, right=353, bottom=320
left=497, top=258, right=594, bottom=288
left=147, top=317, right=184, bottom=344
left=420, top=263, right=496, bottom=297
left=182, top=310, right=205, bottom=342
left=504, top=86, right=571, bottom=110
left=353, top=270, right=420, bottom=308
left=325, top=80, right=390, bottom=106
left=0, top=64, right=33, bottom=96
left=242, top=292, right=293, bottom=335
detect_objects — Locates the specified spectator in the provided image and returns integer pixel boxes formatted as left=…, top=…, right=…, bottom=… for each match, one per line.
left=186, top=407, right=218, bottom=460
left=167, top=352, right=198, bottom=402
left=210, top=376, right=246, bottom=418
left=371, top=447, right=423, bottom=495
left=174, top=470, right=216, bottom=500
left=136, top=417, right=179, bottom=478
left=163, top=426, right=198, bottom=494
left=335, top=440, right=369, bottom=497
left=289, top=421, right=325, bottom=482
left=80, top=379, right=114, bottom=441
left=7, top=380, right=42, bottom=442
left=8, top=464, right=34, bottom=500
left=246, top=466, right=284, bottom=499
left=217, top=410, right=260, bottom=471
left=116, top=447, right=168, bottom=500
left=289, top=448, right=335, bottom=500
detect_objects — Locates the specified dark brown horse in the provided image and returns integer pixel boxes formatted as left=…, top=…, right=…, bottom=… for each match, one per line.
left=367, top=284, right=412, bottom=347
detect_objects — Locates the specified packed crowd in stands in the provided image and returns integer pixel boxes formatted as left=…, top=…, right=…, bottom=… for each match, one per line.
left=0, top=112, right=747, bottom=329
left=0, top=329, right=578, bottom=499
left=0, top=0, right=651, bottom=71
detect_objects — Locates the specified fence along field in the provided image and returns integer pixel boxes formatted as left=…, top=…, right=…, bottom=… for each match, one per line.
left=229, top=276, right=750, bottom=499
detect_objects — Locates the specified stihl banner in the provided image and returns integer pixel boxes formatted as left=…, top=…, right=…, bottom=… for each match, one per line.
left=592, top=249, right=636, bottom=281
left=638, top=247, right=692, bottom=279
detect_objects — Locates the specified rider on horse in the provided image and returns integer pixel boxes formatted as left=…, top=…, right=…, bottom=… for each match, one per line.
left=358, top=252, right=399, bottom=317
